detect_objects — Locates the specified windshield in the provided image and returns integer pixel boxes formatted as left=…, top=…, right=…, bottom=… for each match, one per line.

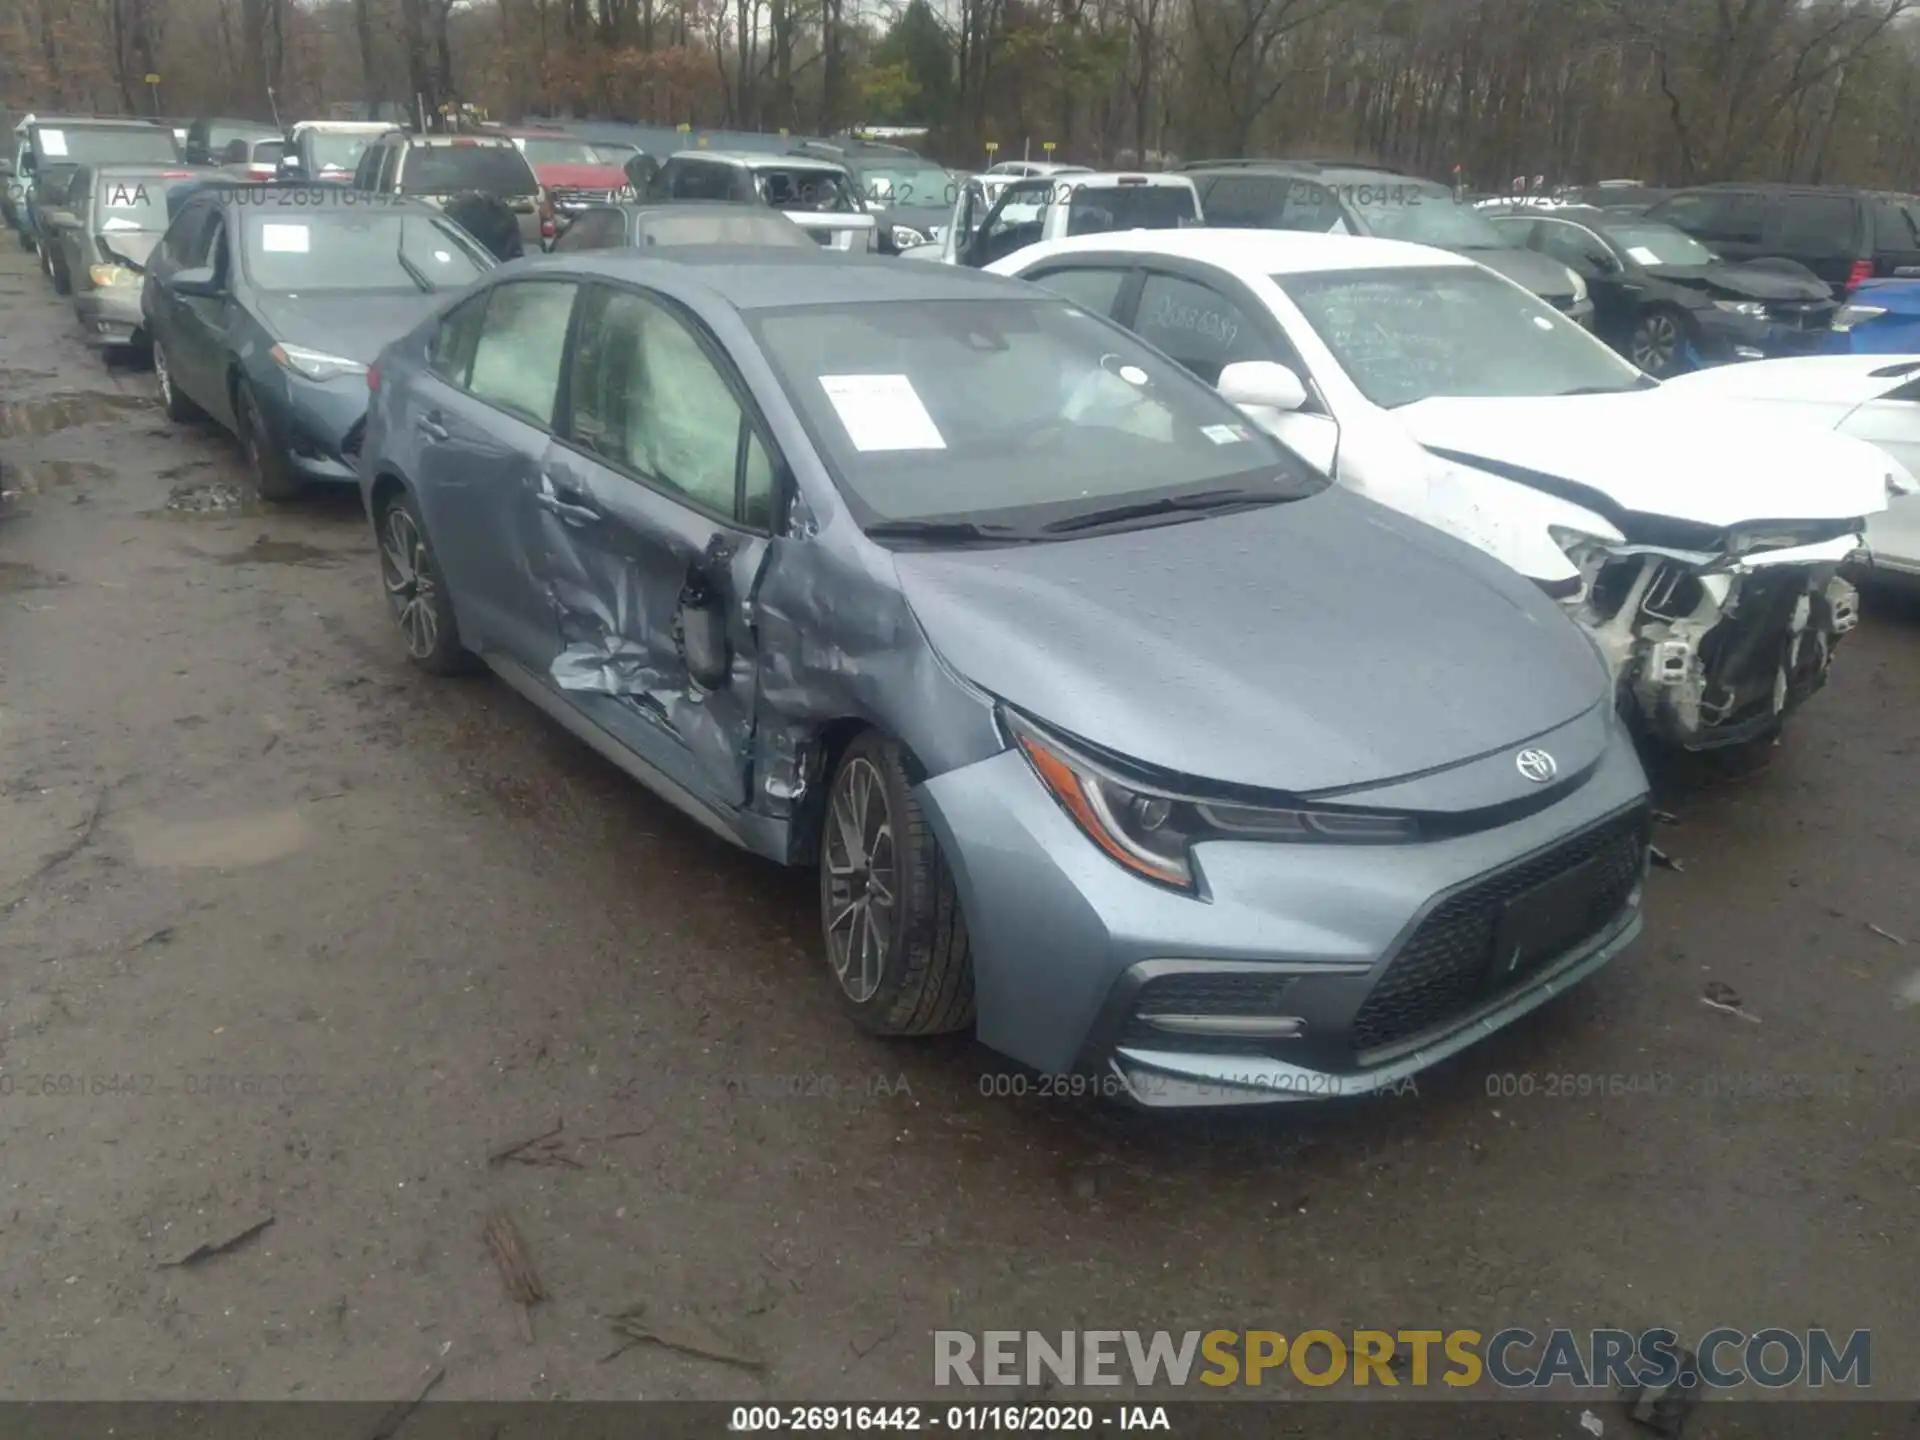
left=1279, top=266, right=1647, bottom=407
left=306, top=130, right=382, bottom=175
left=1600, top=222, right=1714, bottom=266
left=1065, top=184, right=1198, bottom=235
left=857, top=164, right=955, bottom=208
left=753, top=167, right=860, bottom=213
left=750, top=298, right=1324, bottom=528
left=400, top=145, right=536, bottom=196
left=1348, top=187, right=1512, bottom=247
left=36, top=125, right=179, bottom=166
left=241, top=210, right=492, bottom=292
left=519, top=137, right=631, bottom=168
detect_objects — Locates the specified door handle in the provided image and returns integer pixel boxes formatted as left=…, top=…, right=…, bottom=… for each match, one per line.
left=417, top=412, right=450, bottom=442
left=535, top=474, right=600, bottom=526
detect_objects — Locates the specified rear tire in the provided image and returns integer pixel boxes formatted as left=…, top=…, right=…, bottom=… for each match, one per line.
left=375, top=486, right=473, bottom=676
left=819, top=731, right=975, bottom=1037
left=236, top=380, right=302, bottom=502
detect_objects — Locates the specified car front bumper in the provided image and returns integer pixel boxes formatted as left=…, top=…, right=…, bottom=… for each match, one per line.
left=916, top=722, right=1650, bottom=1105
left=257, top=368, right=372, bottom=484
left=1693, top=307, right=1833, bottom=363
left=73, top=288, right=146, bottom=347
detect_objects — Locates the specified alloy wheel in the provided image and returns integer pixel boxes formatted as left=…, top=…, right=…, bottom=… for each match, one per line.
left=823, top=756, right=898, bottom=1003
left=1632, top=312, right=1680, bottom=374
left=379, top=503, right=440, bottom=660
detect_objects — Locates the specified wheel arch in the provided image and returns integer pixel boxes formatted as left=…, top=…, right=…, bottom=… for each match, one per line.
left=784, top=716, right=936, bottom=867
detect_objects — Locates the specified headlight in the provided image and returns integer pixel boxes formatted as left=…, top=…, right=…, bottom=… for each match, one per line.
left=1563, top=268, right=1587, bottom=304
left=891, top=224, right=928, bottom=249
left=88, top=263, right=140, bottom=287
left=1832, top=303, right=1886, bottom=333
left=1005, top=710, right=1416, bottom=893
left=271, top=343, right=367, bottom=383
left=1711, top=299, right=1768, bottom=318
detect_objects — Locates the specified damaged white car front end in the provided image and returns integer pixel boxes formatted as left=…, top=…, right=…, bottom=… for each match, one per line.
left=1399, top=393, right=1902, bottom=751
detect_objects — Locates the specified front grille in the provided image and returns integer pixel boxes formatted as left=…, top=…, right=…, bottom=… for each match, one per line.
left=1348, top=809, right=1648, bottom=1057
left=1767, top=301, right=1837, bottom=330
left=1120, top=972, right=1298, bottom=1052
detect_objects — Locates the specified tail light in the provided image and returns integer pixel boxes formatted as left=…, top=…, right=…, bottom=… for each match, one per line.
left=366, top=361, right=380, bottom=393
left=1847, top=258, right=1873, bottom=291
left=538, top=186, right=555, bottom=239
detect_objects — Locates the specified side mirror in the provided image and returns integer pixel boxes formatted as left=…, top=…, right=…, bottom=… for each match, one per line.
left=171, top=265, right=220, bottom=298
left=1217, top=360, right=1308, bottom=414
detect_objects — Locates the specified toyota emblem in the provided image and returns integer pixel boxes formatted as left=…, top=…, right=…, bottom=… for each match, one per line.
left=1515, top=749, right=1558, bottom=784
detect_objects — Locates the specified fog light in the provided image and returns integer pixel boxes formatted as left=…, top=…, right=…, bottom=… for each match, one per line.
left=1138, top=1014, right=1307, bottom=1039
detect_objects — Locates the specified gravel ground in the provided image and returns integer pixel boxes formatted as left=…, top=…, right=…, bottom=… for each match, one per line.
left=0, top=243, right=1915, bottom=1422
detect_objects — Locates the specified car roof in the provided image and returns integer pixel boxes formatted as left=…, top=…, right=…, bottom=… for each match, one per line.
left=395, top=133, right=517, bottom=147
left=32, top=116, right=173, bottom=130
left=684, top=151, right=851, bottom=172
left=292, top=120, right=397, bottom=134
left=1000, top=227, right=1477, bottom=274
left=521, top=247, right=1030, bottom=309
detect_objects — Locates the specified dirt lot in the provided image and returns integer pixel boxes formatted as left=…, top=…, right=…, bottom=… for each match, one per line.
left=1, top=242, right=1917, bottom=1413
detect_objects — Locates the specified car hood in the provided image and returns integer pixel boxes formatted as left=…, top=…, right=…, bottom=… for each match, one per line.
left=253, top=291, right=448, bottom=365
left=1397, top=391, right=1892, bottom=527
left=1455, top=245, right=1577, bottom=301
left=95, top=228, right=161, bottom=269
left=1644, top=261, right=1830, bottom=302
left=890, top=488, right=1605, bottom=795
left=533, top=162, right=628, bottom=191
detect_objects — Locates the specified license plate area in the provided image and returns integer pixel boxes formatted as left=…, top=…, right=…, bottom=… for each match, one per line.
left=1487, top=855, right=1605, bottom=987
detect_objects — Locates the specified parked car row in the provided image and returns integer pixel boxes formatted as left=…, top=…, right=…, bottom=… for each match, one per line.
left=9, top=113, right=1920, bottom=1112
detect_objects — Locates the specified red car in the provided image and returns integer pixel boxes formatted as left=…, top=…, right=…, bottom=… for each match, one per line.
left=504, top=130, right=639, bottom=238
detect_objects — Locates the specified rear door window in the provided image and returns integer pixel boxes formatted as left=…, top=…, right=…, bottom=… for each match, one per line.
left=1653, top=190, right=1764, bottom=244
left=1200, top=175, right=1293, bottom=228
left=467, top=281, right=579, bottom=427
left=1025, top=265, right=1130, bottom=316
left=667, top=160, right=736, bottom=202
left=428, top=293, right=488, bottom=387
left=1767, top=195, right=1858, bottom=257
left=399, top=145, right=537, bottom=197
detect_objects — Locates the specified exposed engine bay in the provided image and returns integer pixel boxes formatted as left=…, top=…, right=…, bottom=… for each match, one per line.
left=1564, top=534, right=1861, bottom=749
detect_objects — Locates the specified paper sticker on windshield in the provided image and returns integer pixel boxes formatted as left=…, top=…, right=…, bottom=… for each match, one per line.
left=1531, top=315, right=1554, bottom=330
left=260, top=223, right=311, bottom=254
left=1202, top=423, right=1249, bottom=445
left=1626, top=245, right=1660, bottom=264
left=39, top=129, right=68, bottom=157
left=819, top=374, right=946, bottom=452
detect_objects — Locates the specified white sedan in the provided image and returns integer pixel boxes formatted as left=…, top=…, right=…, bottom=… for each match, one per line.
left=988, top=229, right=1913, bottom=752
left=1659, top=354, right=1920, bottom=586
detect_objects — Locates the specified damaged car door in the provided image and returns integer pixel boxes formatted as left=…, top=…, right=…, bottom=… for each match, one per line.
left=415, top=278, right=580, bottom=669
left=534, top=281, right=776, bottom=811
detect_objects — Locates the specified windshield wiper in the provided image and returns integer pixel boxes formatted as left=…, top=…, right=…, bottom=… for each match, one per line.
left=864, top=518, right=1040, bottom=545
left=395, top=238, right=435, bottom=293
left=1041, top=487, right=1280, bottom=534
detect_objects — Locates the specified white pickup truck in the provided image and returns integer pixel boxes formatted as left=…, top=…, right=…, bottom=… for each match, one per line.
left=904, top=171, right=1203, bottom=267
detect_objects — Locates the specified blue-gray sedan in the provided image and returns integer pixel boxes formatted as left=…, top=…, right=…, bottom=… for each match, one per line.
left=142, top=185, right=495, bottom=500
left=357, top=249, right=1652, bottom=1107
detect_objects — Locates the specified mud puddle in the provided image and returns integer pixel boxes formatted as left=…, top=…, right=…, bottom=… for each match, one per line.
left=0, top=560, right=70, bottom=593
left=160, top=480, right=255, bottom=517
left=0, top=390, right=154, bottom=440
left=197, top=535, right=349, bottom=568
left=3, top=459, right=113, bottom=494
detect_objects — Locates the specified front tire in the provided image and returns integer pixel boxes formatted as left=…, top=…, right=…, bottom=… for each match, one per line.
left=236, top=381, right=302, bottom=502
left=375, top=487, right=472, bottom=675
left=1629, top=306, right=1690, bottom=377
left=820, top=731, right=975, bottom=1036
left=153, top=341, right=205, bottom=422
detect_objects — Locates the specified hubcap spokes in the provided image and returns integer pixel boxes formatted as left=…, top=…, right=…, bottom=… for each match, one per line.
left=380, top=507, right=438, bottom=659
left=824, top=757, right=897, bottom=1003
